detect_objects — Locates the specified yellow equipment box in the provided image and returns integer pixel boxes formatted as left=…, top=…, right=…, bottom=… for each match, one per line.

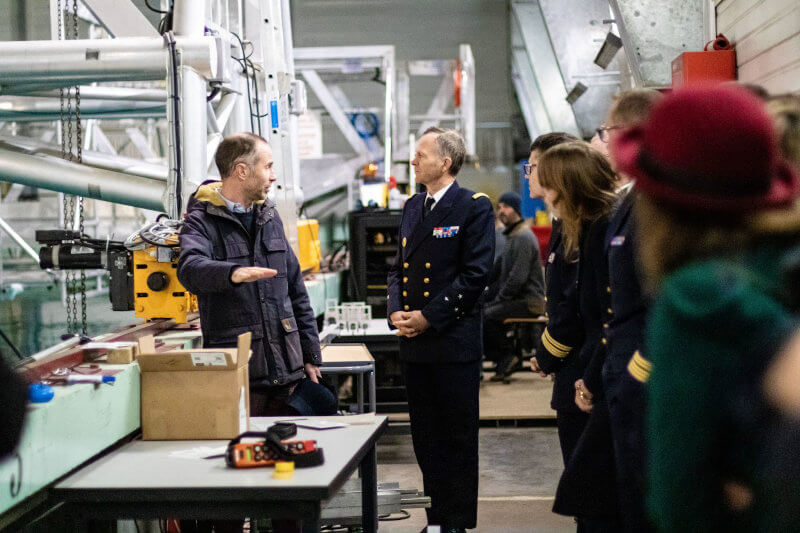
left=297, top=218, right=321, bottom=273
left=133, top=246, right=197, bottom=323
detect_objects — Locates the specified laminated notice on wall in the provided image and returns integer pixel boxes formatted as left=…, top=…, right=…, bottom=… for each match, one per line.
left=190, top=352, right=228, bottom=367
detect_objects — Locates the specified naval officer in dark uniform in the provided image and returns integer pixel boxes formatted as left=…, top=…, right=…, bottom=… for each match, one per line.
left=600, top=88, right=661, bottom=532
left=387, top=127, right=494, bottom=533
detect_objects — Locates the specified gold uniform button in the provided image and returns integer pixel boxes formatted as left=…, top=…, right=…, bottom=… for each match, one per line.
left=607, top=308, right=613, bottom=314
left=403, top=277, right=408, bottom=283
left=404, top=262, right=409, bottom=269
left=606, top=286, right=611, bottom=293
left=402, top=237, right=407, bottom=247
left=425, top=263, right=431, bottom=269
left=424, top=278, right=430, bottom=284
left=403, top=291, right=408, bottom=297
left=604, top=323, right=609, bottom=328
left=602, top=338, right=608, bottom=345
left=424, top=291, right=430, bottom=297
left=404, top=305, right=410, bottom=311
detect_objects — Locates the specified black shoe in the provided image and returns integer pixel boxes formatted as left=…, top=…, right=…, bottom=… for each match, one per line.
left=503, top=354, right=523, bottom=376
left=445, top=528, right=467, bottom=533
left=494, top=354, right=522, bottom=377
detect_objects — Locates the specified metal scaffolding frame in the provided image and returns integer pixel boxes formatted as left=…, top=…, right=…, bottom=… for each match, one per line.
left=0, top=0, right=305, bottom=279
left=395, top=44, right=476, bottom=161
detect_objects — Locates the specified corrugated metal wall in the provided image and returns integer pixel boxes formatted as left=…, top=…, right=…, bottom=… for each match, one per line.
left=716, top=0, right=800, bottom=94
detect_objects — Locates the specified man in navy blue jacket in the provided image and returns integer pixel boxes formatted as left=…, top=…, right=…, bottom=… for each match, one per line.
left=387, top=127, right=494, bottom=533
left=178, top=133, right=323, bottom=417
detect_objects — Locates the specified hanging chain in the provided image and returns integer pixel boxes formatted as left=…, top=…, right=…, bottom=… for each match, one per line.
left=58, top=0, right=86, bottom=335
left=73, top=0, right=86, bottom=336
left=57, top=0, right=74, bottom=335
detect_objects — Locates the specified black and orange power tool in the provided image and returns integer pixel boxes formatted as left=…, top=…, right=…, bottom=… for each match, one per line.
left=224, top=422, right=325, bottom=468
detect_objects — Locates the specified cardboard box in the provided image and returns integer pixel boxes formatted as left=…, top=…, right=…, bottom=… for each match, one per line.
left=83, top=341, right=139, bottom=364
left=137, top=332, right=251, bottom=440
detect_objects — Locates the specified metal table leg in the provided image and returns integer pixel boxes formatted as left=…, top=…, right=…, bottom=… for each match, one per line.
left=357, top=372, right=365, bottom=414
left=359, top=444, right=378, bottom=533
left=368, top=365, right=376, bottom=413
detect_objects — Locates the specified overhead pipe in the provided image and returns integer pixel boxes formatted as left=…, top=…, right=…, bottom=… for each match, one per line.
left=0, top=146, right=167, bottom=212
left=169, top=0, right=209, bottom=218
left=0, top=36, right=219, bottom=90
left=9, top=86, right=168, bottom=101
left=0, top=137, right=167, bottom=181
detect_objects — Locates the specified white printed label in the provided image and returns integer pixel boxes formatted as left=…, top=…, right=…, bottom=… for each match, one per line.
left=239, top=387, right=248, bottom=433
left=190, top=352, right=228, bottom=366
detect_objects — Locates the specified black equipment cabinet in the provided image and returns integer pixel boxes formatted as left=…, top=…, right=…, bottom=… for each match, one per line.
left=348, top=210, right=402, bottom=319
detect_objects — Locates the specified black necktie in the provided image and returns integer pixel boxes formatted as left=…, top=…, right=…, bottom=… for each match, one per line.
left=423, top=196, right=435, bottom=219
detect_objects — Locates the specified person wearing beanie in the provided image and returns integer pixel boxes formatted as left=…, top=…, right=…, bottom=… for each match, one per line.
left=483, top=191, right=545, bottom=380
left=611, top=84, right=800, bottom=531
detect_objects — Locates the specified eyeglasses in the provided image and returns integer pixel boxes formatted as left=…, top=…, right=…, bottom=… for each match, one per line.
left=596, top=125, right=624, bottom=143
left=523, top=162, right=537, bottom=176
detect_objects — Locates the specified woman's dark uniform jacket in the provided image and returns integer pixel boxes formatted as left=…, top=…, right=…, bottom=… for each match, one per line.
left=551, top=215, right=621, bottom=523
left=535, top=220, right=585, bottom=412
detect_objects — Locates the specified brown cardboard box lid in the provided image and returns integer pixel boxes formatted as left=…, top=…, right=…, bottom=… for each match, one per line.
left=137, top=332, right=251, bottom=372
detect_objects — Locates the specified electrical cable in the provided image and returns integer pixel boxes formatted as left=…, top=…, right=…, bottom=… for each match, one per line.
left=144, top=0, right=167, bottom=14
left=379, top=510, right=411, bottom=521
left=165, top=32, right=183, bottom=216
left=0, top=326, right=23, bottom=360
left=206, top=85, right=221, bottom=102
left=231, top=32, right=257, bottom=133
left=250, top=60, right=263, bottom=136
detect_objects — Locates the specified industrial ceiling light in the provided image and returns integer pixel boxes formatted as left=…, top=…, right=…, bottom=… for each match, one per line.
left=594, top=32, right=623, bottom=69
left=565, top=82, right=588, bottom=104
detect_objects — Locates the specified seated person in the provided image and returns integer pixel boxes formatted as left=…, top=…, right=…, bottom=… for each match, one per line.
left=483, top=191, right=545, bottom=378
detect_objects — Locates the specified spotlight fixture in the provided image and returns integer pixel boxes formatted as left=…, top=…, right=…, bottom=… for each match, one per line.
left=594, top=32, right=623, bottom=69
left=565, top=82, right=588, bottom=104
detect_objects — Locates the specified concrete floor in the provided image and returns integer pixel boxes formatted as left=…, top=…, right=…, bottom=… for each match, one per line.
left=376, top=427, right=576, bottom=532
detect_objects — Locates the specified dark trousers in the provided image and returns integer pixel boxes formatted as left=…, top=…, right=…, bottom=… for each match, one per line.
left=555, top=401, right=622, bottom=529
left=483, top=299, right=540, bottom=363
left=606, top=377, right=652, bottom=532
left=181, top=384, right=301, bottom=533
left=403, top=360, right=481, bottom=529
left=556, top=410, right=589, bottom=466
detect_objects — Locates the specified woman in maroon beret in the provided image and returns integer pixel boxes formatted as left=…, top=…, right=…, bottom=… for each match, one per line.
left=611, top=84, right=800, bottom=531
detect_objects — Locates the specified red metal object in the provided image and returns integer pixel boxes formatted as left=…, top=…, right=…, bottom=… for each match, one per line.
left=531, top=225, right=552, bottom=266
left=671, top=34, right=736, bottom=87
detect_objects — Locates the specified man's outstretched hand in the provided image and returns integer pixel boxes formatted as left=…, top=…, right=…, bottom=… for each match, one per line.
left=231, top=266, right=278, bottom=284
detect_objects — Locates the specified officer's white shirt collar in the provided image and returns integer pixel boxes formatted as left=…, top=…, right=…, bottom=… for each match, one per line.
left=616, top=180, right=634, bottom=196
left=425, top=180, right=454, bottom=211
left=218, top=189, right=253, bottom=213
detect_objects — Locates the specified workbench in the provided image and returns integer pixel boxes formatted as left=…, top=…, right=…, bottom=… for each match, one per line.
left=53, top=416, right=388, bottom=532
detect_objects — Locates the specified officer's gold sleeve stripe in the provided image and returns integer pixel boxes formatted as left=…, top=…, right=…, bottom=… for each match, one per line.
left=541, top=329, right=571, bottom=358
left=543, top=328, right=571, bottom=352
left=472, top=192, right=489, bottom=200
left=627, top=350, right=651, bottom=383
left=633, top=350, right=651, bottom=371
